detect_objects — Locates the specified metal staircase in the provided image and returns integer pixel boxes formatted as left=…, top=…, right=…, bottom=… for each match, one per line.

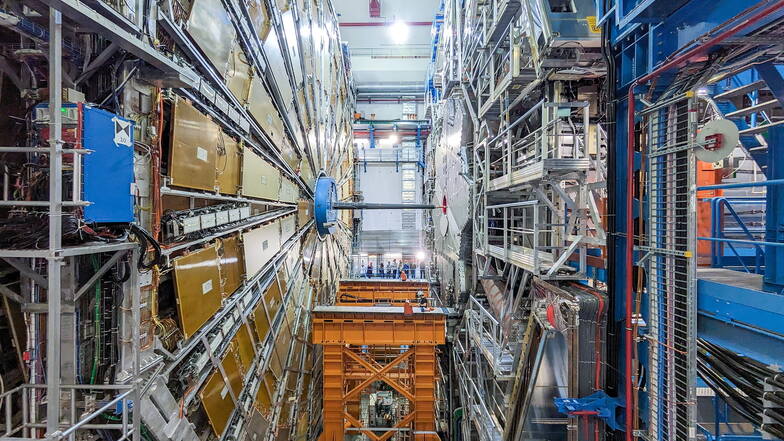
left=710, top=64, right=784, bottom=176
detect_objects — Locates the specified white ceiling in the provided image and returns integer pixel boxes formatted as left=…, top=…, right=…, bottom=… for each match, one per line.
left=333, top=0, right=440, bottom=86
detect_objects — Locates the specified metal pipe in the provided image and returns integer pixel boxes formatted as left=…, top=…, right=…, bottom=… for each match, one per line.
left=339, top=21, right=432, bottom=27
left=697, top=178, right=784, bottom=191
left=623, top=2, right=784, bottom=440
left=46, top=6, right=63, bottom=438
left=333, top=202, right=437, bottom=210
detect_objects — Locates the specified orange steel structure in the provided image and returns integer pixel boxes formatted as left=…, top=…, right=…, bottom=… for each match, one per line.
left=312, top=281, right=445, bottom=441
left=335, top=280, right=430, bottom=306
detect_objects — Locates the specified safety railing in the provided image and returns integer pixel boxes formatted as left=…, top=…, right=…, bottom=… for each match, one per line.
left=465, top=296, right=515, bottom=377
left=360, top=147, right=421, bottom=163
left=707, top=196, right=766, bottom=273
left=349, top=267, right=432, bottom=281
left=698, top=180, right=784, bottom=264
left=0, top=383, right=136, bottom=441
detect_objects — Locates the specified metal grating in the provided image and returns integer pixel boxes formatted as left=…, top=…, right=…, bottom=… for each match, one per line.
left=642, top=95, right=697, bottom=441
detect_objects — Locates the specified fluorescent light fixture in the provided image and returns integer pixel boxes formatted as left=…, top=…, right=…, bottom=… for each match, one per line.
left=389, top=20, right=409, bottom=44
left=388, top=134, right=399, bottom=144
left=416, top=251, right=426, bottom=261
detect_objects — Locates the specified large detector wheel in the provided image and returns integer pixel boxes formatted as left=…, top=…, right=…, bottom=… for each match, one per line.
left=314, top=175, right=338, bottom=236
left=695, top=119, right=739, bottom=163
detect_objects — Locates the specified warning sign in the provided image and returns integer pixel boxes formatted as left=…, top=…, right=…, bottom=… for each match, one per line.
left=113, top=117, right=132, bottom=147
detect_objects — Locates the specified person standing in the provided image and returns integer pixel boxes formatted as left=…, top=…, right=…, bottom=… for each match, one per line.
left=366, top=262, right=373, bottom=278
left=402, top=261, right=410, bottom=280
left=392, top=259, right=398, bottom=279
left=379, top=262, right=385, bottom=279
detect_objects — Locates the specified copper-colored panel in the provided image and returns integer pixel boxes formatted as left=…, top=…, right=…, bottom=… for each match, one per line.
left=254, top=371, right=276, bottom=413
left=200, top=368, right=235, bottom=436
left=242, top=222, right=281, bottom=277
left=219, top=235, right=244, bottom=296
left=253, top=300, right=271, bottom=342
left=169, top=99, right=218, bottom=191
left=216, top=132, right=241, bottom=195
left=264, top=278, right=283, bottom=320
left=240, top=147, right=281, bottom=200
left=173, top=245, right=222, bottom=338
left=222, top=346, right=244, bottom=396
left=225, top=43, right=252, bottom=103
left=232, top=326, right=255, bottom=374
left=186, top=0, right=235, bottom=75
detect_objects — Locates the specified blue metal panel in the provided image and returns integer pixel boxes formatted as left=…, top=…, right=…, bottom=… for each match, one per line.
left=82, top=106, right=135, bottom=223
left=697, top=275, right=784, bottom=366
left=764, top=127, right=784, bottom=292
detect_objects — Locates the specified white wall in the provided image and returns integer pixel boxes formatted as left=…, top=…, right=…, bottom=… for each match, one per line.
left=359, top=162, right=403, bottom=230
left=357, top=158, right=423, bottom=231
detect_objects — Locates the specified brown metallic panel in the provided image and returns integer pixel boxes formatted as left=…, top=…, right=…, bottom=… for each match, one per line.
left=240, top=147, right=281, bottom=200
left=186, top=0, right=235, bottom=75
left=232, top=326, right=255, bottom=374
left=263, top=278, right=283, bottom=321
left=172, top=245, right=223, bottom=338
left=169, top=99, right=219, bottom=191
left=225, top=43, right=252, bottom=103
left=200, top=369, right=234, bottom=436
left=216, top=132, right=242, bottom=195
left=219, top=235, right=244, bottom=296
left=222, top=346, right=244, bottom=396
left=254, top=371, right=276, bottom=414
left=252, top=300, right=271, bottom=342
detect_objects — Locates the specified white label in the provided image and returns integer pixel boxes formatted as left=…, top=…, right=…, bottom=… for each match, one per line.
left=196, top=147, right=208, bottom=162
left=112, top=117, right=132, bottom=146
left=202, top=279, right=213, bottom=294
left=261, top=176, right=267, bottom=185
left=220, top=385, right=229, bottom=399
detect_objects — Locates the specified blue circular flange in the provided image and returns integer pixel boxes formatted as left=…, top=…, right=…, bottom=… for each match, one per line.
left=314, top=176, right=338, bottom=236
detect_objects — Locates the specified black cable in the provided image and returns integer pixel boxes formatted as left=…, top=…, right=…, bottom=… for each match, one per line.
left=129, top=224, right=162, bottom=270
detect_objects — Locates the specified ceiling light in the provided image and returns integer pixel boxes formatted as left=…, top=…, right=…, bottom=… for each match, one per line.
left=387, top=134, right=399, bottom=144
left=416, top=251, right=426, bottom=261
left=389, top=20, right=409, bottom=44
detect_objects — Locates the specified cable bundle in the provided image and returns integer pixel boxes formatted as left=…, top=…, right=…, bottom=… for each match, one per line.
left=697, top=338, right=784, bottom=439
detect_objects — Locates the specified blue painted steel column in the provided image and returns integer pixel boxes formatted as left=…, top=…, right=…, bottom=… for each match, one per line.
left=757, top=63, right=784, bottom=107
left=764, top=127, right=784, bottom=292
left=370, top=125, right=376, bottom=148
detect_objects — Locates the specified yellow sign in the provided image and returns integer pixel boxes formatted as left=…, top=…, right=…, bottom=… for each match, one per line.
left=586, top=16, right=601, bottom=34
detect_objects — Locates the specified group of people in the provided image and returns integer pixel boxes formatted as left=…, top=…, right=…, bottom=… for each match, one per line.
left=363, top=259, right=424, bottom=280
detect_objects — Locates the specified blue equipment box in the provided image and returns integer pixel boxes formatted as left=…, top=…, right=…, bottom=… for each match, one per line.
left=35, top=104, right=135, bottom=223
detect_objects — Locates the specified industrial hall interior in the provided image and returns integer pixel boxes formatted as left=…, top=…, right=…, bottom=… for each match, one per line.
left=6, top=0, right=784, bottom=440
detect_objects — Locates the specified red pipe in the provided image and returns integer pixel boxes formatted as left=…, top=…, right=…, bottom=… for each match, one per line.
left=623, top=2, right=784, bottom=441
left=339, top=21, right=432, bottom=27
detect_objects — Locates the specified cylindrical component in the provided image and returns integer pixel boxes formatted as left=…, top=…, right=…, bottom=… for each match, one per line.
left=333, top=202, right=436, bottom=210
